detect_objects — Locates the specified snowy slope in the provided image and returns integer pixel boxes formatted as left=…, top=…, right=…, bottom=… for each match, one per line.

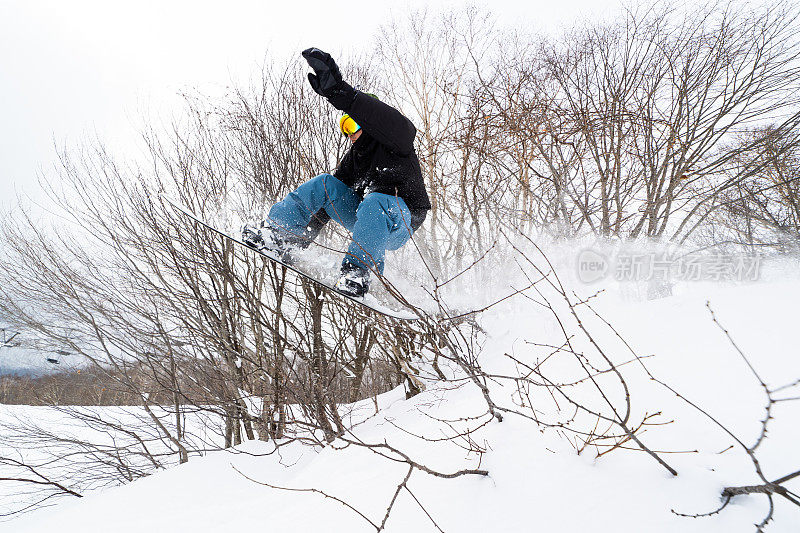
left=0, top=345, right=76, bottom=376
left=0, top=325, right=80, bottom=376
left=2, top=279, right=799, bottom=532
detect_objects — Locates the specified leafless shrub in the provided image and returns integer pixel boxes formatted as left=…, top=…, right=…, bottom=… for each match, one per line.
left=648, top=304, right=800, bottom=531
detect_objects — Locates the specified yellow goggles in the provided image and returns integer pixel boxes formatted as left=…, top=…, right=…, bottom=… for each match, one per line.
left=339, top=114, right=361, bottom=136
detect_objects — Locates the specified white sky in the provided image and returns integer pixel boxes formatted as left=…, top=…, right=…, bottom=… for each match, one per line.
left=0, top=0, right=622, bottom=210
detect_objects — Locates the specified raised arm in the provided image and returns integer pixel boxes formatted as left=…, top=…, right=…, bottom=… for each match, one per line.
left=301, top=47, right=417, bottom=154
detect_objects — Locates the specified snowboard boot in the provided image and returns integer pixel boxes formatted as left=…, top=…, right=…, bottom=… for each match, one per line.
left=241, top=223, right=301, bottom=265
left=334, top=263, right=370, bottom=298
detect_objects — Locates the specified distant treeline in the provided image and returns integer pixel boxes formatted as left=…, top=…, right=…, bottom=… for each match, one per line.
left=1, top=366, right=158, bottom=405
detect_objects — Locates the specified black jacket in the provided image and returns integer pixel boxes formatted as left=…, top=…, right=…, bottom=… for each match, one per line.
left=333, top=92, right=431, bottom=229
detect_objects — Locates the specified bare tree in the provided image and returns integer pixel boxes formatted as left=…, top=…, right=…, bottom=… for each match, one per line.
left=713, top=125, right=800, bottom=250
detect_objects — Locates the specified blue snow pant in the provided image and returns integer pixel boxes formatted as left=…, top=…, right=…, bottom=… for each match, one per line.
left=268, top=174, right=414, bottom=274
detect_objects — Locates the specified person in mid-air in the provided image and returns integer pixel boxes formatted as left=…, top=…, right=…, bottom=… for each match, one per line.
left=242, top=47, right=431, bottom=297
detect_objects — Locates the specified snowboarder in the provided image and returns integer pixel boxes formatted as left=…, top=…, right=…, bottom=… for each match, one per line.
left=242, top=47, right=431, bottom=297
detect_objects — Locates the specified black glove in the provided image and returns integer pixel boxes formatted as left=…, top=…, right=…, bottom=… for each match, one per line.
left=302, top=47, right=357, bottom=111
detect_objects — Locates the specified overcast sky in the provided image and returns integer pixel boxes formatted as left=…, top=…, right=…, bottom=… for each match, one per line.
left=0, top=0, right=623, bottom=211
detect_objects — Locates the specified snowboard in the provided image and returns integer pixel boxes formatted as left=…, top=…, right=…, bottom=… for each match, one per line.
left=161, top=195, right=419, bottom=320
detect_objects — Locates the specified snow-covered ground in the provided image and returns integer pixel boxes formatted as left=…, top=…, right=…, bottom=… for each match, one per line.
left=1, top=258, right=799, bottom=532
